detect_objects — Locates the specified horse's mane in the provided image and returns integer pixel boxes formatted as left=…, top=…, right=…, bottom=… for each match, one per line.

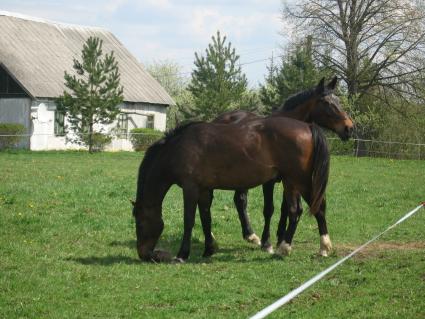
left=278, top=88, right=316, bottom=112
left=135, top=121, right=203, bottom=205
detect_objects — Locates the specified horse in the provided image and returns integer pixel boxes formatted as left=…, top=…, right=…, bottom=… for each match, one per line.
left=211, top=77, right=354, bottom=254
left=132, top=115, right=332, bottom=262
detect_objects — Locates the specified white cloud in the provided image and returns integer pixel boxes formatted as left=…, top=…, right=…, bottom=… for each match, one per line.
left=105, top=0, right=128, bottom=13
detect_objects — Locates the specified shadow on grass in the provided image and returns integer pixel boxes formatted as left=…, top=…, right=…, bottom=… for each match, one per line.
left=67, top=255, right=141, bottom=265
left=109, top=240, right=135, bottom=249
left=69, top=234, right=279, bottom=266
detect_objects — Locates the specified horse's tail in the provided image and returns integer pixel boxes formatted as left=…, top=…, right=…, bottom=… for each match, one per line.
left=309, top=124, right=330, bottom=215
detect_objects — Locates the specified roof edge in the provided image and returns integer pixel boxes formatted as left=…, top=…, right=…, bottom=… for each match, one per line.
left=0, top=10, right=107, bottom=31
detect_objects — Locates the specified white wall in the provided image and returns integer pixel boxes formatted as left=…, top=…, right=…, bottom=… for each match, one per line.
left=120, top=103, right=167, bottom=132
left=29, top=100, right=167, bottom=151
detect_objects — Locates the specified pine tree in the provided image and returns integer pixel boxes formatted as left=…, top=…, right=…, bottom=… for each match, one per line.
left=56, top=37, right=124, bottom=153
left=187, top=31, right=247, bottom=121
left=260, top=36, right=321, bottom=112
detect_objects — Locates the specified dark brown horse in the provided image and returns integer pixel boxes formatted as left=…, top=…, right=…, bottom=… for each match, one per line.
left=133, top=116, right=331, bottom=262
left=211, top=77, right=354, bottom=254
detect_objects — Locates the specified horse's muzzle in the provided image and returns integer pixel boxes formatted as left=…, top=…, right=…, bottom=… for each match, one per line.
left=342, top=125, right=353, bottom=141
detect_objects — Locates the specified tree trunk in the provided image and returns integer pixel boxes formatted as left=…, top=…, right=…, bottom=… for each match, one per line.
left=88, top=122, right=93, bottom=154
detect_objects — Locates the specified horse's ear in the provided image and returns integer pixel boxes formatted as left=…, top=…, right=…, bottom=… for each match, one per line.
left=316, top=77, right=325, bottom=95
left=327, top=76, right=338, bottom=90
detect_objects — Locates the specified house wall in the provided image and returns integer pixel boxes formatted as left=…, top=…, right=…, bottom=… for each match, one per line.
left=120, top=102, right=167, bottom=131
left=0, top=97, right=32, bottom=148
left=29, top=100, right=167, bottom=151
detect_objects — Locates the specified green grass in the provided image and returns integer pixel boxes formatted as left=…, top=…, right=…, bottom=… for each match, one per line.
left=1, top=151, right=424, bottom=318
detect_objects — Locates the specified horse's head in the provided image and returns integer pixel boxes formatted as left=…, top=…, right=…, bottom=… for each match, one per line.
left=311, top=77, right=354, bottom=141
left=132, top=201, right=164, bottom=261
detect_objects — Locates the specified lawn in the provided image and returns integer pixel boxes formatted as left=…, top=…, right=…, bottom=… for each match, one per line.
left=0, top=151, right=424, bottom=318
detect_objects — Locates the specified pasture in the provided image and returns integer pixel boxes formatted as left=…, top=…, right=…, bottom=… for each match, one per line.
left=1, top=151, right=424, bottom=318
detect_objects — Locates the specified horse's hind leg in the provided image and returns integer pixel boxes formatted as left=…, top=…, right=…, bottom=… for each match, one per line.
left=176, top=184, right=199, bottom=261
left=234, top=190, right=260, bottom=245
left=260, top=180, right=275, bottom=253
left=276, top=188, right=302, bottom=256
left=199, top=190, right=219, bottom=257
left=315, top=198, right=332, bottom=256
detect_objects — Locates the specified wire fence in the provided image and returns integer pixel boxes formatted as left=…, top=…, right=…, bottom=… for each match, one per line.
left=0, top=132, right=424, bottom=159
left=327, top=137, right=425, bottom=160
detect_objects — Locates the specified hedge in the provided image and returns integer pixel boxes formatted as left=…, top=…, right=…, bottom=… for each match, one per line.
left=130, top=128, right=163, bottom=151
left=0, top=123, right=26, bottom=150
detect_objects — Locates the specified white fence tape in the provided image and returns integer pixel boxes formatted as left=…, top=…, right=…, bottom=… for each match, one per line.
left=250, top=203, right=425, bottom=319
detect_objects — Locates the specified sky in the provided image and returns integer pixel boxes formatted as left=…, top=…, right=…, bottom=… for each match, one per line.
left=1, top=0, right=292, bottom=87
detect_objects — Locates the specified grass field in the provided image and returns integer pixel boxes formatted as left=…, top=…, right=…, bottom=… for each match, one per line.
left=1, top=151, right=424, bottom=318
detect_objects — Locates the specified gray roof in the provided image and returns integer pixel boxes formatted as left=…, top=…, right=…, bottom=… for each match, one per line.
left=0, top=12, right=174, bottom=105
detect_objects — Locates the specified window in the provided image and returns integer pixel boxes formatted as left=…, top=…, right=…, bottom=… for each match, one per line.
left=146, top=115, right=154, bottom=129
left=117, top=113, right=128, bottom=138
left=54, top=111, right=66, bottom=136
left=0, top=65, right=27, bottom=96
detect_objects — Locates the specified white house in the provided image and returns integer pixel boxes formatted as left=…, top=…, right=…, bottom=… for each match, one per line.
left=0, top=11, right=174, bottom=151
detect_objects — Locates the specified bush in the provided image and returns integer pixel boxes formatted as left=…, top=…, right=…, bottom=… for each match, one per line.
left=0, top=123, right=26, bottom=150
left=327, top=138, right=355, bottom=156
left=81, top=133, right=112, bottom=152
left=130, top=128, right=163, bottom=151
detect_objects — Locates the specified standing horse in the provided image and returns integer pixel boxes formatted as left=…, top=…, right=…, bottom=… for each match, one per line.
left=132, top=116, right=331, bottom=262
left=211, top=77, right=353, bottom=254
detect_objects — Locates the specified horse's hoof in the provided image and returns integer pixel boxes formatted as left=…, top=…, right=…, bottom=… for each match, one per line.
left=202, top=251, right=213, bottom=258
left=319, top=249, right=328, bottom=257
left=172, top=257, right=185, bottom=264
left=261, top=244, right=274, bottom=254
left=203, top=245, right=218, bottom=258
left=275, top=242, right=292, bottom=256
left=319, top=234, right=332, bottom=257
left=245, top=233, right=261, bottom=246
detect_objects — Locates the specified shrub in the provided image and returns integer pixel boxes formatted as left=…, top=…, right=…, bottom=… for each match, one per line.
left=130, top=128, right=163, bottom=151
left=327, top=138, right=355, bottom=156
left=81, top=133, right=112, bottom=152
left=0, top=123, right=26, bottom=150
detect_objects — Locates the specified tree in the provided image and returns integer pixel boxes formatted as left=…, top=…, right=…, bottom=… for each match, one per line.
left=145, top=60, right=187, bottom=98
left=283, top=0, right=425, bottom=103
left=57, top=37, right=124, bottom=153
left=260, top=36, right=324, bottom=112
left=187, top=31, right=248, bottom=121
left=145, top=60, right=193, bottom=128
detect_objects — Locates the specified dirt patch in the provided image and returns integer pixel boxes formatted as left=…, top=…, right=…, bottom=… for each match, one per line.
left=335, top=241, right=425, bottom=259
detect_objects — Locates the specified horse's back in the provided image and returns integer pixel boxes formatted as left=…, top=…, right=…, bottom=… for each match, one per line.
left=212, top=110, right=259, bottom=124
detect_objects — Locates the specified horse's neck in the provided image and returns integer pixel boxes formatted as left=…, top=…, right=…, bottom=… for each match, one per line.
left=148, top=184, right=171, bottom=210
left=140, top=170, right=171, bottom=209
left=274, top=102, right=313, bottom=122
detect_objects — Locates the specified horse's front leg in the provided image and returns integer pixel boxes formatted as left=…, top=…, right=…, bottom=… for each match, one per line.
left=260, top=180, right=275, bottom=253
left=276, top=188, right=302, bottom=256
left=198, top=190, right=219, bottom=257
left=315, top=198, right=332, bottom=256
left=233, top=190, right=260, bottom=245
left=176, top=184, right=199, bottom=262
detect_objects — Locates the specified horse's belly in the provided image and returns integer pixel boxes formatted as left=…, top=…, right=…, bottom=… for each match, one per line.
left=202, top=165, right=278, bottom=190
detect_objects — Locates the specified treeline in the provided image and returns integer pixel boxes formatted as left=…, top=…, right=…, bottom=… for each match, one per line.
left=147, top=0, right=425, bottom=159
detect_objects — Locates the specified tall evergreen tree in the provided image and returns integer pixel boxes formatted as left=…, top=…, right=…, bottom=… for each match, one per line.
left=187, top=31, right=248, bottom=121
left=260, top=36, right=321, bottom=112
left=57, top=37, right=124, bottom=153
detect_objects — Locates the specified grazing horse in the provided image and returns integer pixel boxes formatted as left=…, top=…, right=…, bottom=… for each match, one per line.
left=212, top=77, right=354, bottom=254
left=132, top=116, right=331, bottom=262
